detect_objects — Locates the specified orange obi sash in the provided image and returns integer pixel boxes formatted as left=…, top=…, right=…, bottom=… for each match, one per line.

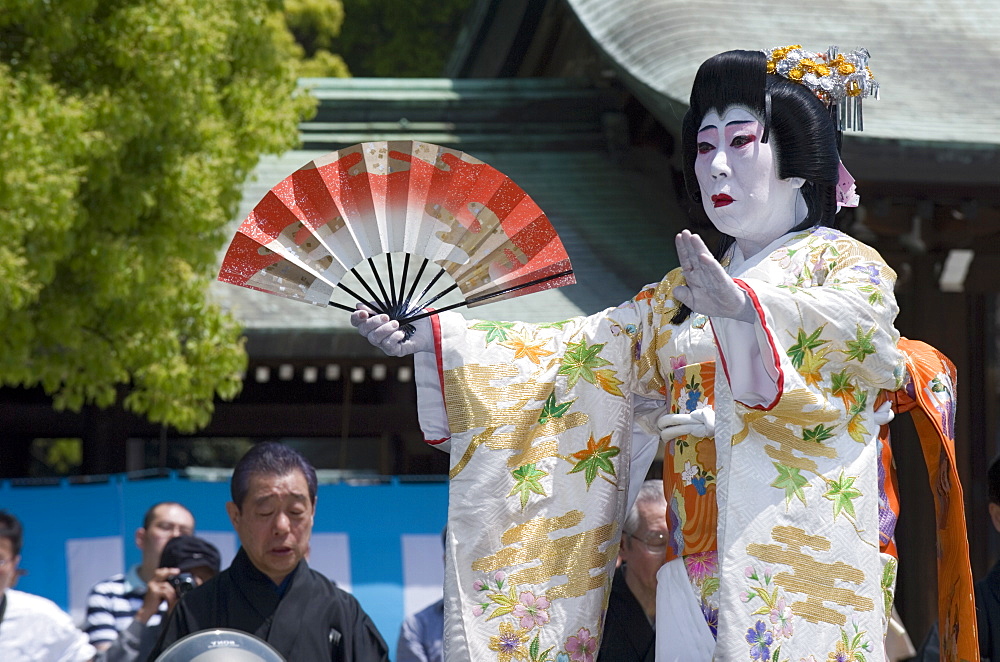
left=662, top=360, right=717, bottom=562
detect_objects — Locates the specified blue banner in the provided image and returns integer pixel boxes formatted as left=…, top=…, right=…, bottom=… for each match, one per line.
left=0, top=473, right=449, bottom=660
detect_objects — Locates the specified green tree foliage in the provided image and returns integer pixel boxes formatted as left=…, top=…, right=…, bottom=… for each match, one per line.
left=284, top=0, right=351, bottom=77
left=31, top=438, right=83, bottom=475
left=0, top=0, right=316, bottom=433
left=332, top=0, right=472, bottom=77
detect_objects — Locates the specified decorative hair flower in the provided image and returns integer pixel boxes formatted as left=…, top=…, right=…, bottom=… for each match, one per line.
left=763, top=45, right=879, bottom=131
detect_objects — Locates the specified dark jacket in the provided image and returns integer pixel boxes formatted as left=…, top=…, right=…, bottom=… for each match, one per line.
left=976, top=560, right=1000, bottom=662
left=914, top=560, right=1000, bottom=662
left=150, top=548, right=389, bottom=662
left=597, top=566, right=655, bottom=662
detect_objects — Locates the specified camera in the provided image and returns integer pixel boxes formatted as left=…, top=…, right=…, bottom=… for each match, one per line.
left=169, top=572, right=197, bottom=597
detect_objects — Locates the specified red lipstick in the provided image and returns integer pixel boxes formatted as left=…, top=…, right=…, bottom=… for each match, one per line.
left=711, top=194, right=734, bottom=208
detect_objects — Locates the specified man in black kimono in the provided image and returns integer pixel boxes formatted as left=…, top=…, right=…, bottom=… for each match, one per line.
left=597, top=480, right=665, bottom=662
left=150, top=442, right=389, bottom=661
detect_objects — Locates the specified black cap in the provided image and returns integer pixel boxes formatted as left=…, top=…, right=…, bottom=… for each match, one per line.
left=159, top=535, right=222, bottom=573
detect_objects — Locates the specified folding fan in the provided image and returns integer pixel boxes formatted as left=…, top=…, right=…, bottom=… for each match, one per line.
left=218, top=141, right=575, bottom=326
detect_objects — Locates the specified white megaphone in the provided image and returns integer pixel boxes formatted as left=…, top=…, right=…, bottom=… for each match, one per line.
left=153, top=629, right=286, bottom=662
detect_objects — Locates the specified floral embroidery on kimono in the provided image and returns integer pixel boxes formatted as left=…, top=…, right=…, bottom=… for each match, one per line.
left=415, top=227, right=907, bottom=661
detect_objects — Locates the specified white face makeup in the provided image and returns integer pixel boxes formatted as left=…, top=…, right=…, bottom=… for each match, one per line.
left=694, top=106, right=806, bottom=257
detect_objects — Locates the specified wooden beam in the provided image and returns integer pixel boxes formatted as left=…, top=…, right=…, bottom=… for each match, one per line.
left=0, top=402, right=419, bottom=439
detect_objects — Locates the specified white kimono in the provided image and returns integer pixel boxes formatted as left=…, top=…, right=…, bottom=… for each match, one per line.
left=415, top=227, right=904, bottom=662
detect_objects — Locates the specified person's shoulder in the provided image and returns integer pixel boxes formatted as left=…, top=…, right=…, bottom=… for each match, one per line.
left=789, top=226, right=894, bottom=284
left=175, top=568, right=227, bottom=610
left=976, top=560, right=1000, bottom=598
left=303, top=566, right=346, bottom=595
left=149, top=569, right=225, bottom=656
left=620, top=269, right=686, bottom=321
left=89, top=573, right=128, bottom=594
left=805, top=226, right=884, bottom=258
left=415, top=597, right=444, bottom=618
left=607, top=566, right=632, bottom=603
left=7, top=589, right=72, bottom=621
left=302, top=567, right=372, bottom=613
left=637, top=270, right=682, bottom=300
left=611, top=275, right=676, bottom=315
left=4, top=591, right=95, bottom=659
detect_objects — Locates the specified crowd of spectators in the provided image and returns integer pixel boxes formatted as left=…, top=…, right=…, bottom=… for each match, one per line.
left=0, top=442, right=388, bottom=662
left=3, top=444, right=997, bottom=661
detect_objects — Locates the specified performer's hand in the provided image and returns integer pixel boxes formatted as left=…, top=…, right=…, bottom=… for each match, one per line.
left=873, top=400, right=894, bottom=426
left=657, top=408, right=716, bottom=441
left=351, top=304, right=433, bottom=357
left=673, top=230, right=755, bottom=322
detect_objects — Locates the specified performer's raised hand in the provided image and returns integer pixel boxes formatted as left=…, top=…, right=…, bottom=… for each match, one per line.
left=673, top=230, right=755, bottom=323
left=351, top=304, right=433, bottom=356
left=656, top=407, right=716, bottom=441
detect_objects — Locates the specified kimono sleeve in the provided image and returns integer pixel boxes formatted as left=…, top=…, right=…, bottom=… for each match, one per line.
left=713, top=236, right=904, bottom=409
left=412, top=287, right=668, bottom=448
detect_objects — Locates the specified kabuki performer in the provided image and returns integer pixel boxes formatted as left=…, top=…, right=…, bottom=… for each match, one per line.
left=354, top=46, right=978, bottom=661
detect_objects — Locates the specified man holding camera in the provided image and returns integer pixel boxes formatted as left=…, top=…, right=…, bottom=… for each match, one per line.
left=85, top=501, right=196, bottom=651
left=99, top=535, right=220, bottom=662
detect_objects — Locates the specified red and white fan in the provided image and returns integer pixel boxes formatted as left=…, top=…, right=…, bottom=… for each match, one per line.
left=218, top=141, right=575, bottom=327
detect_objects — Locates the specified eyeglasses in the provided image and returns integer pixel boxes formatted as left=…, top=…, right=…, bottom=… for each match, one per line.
left=624, top=531, right=668, bottom=555
left=153, top=522, right=194, bottom=537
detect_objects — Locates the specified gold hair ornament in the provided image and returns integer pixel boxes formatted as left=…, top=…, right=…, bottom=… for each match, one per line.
left=763, top=45, right=878, bottom=131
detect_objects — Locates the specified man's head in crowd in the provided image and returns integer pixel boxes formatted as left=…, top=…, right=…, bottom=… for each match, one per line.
left=157, top=535, right=223, bottom=615
left=159, top=535, right=222, bottom=587
left=619, top=480, right=668, bottom=599
left=137, top=502, right=195, bottom=578
left=226, top=442, right=318, bottom=585
left=0, top=510, right=22, bottom=592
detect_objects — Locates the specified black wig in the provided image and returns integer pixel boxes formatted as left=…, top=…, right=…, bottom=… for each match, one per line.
left=681, top=49, right=842, bottom=235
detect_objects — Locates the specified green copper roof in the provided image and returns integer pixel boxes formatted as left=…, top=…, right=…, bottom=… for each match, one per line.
left=565, top=0, right=1000, bottom=147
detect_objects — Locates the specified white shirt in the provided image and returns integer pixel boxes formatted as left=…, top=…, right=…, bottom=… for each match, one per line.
left=0, top=589, right=96, bottom=662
